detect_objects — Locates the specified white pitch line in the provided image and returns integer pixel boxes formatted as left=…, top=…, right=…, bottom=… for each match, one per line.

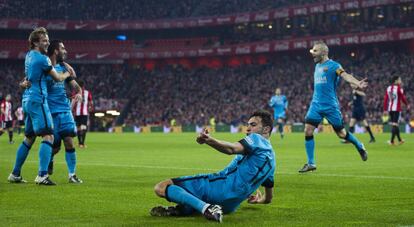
left=2, top=159, right=414, bottom=181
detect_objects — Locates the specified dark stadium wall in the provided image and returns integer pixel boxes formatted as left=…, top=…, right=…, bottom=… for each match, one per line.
left=410, top=39, right=414, bottom=53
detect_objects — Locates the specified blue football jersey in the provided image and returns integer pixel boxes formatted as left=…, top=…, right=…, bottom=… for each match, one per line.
left=218, top=133, right=276, bottom=189
left=47, top=63, right=71, bottom=114
left=269, top=95, right=288, bottom=116
left=311, top=59, right=344, bottom=107
left=24, top=50, right=53, bottom=103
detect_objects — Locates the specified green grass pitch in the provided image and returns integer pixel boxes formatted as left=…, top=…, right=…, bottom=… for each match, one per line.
left=1, top=132, right=414, bottom=226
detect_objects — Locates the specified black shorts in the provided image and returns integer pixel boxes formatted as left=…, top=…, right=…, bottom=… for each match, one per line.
left=75, top=115, right=88, bottom=126
left=2, top=121, right=13, bottom=129
left=389, top=111, right=400, bottom=123
left=352, top=109, right=366, bottom=121
left=18, top=120, right=25, bottom=126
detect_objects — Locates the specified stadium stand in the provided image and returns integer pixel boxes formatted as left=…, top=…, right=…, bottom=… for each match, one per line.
left=2, top=47, right=413, bottom=129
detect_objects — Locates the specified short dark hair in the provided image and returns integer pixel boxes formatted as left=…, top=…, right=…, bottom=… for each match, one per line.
left=391, top=76, right=400, bottom=84
left=78, top=80, right=85, bottom=88
left=47, top=39, right=63, bottom=57
left=28, top=27, right=48, bottom=50
left=249, top=110, right=273, bottom=135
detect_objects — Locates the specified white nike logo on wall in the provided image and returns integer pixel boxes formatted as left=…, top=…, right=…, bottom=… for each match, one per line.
left=75, top=53, right=88, bottom=59
left=96, top=24, right=110, bottom=29
left=97, top=53, right=110, bottom=59
left=74, top=24, right=88, bottom=29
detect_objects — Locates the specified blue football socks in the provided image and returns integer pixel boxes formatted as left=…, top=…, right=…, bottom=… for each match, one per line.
left=305, top=135, right=315, bottom=165
left=39, top=140, right=53, bottom=177
left=166, top=185, right=207, bottom=214
left=12, top=141, right=32, bottom=176
left=345, top=131, right=363, bottom=150
left=65, top=149, right=77, bottom=175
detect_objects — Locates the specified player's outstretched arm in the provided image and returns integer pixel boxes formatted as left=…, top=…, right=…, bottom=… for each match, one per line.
left=247, top=187, right=273, bottom=204
left=69, top=80, right=83, bottom=104
left=196, top=128, right=245, bottom=155
left=48, top=68, right=71, bottom=82
left=340, top=72, right=368, bottom=89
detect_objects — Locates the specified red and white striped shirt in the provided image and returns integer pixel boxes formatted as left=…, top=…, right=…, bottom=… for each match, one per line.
left=15, top=106, right=24, bottom=121
left=1, top=100, right=13, bottom=121
left=73, top=89, right=93, bottom=116
left=383, top=84, right=408, bottom=112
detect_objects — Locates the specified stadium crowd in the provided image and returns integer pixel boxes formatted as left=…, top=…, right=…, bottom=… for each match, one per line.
left=0, top=0, right=325, bottom=20
left=1, top=48, right=413, bottom=128
left=226, top=7, right=414, bottom=43
left=0, top=63, right=131, bottom=110
left=124, top=49, right=413, bottom=126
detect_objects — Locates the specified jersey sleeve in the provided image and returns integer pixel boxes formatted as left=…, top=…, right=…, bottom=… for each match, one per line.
left=41, top=56, right=53, bottom=73
left=88, top=91, right=93, bottom=108
left=398, top=87, right=408, bottom=105
left=284, top=96, right=288, bottom=108
left=238, top=133, right=261, bottom=154
left=334, top=63, right=345, bottom=76
left=383, top=89, right=389, bottom=111
left=268, top=97, right=275, bottom=107
left=261, top=174, right=274, bottom=188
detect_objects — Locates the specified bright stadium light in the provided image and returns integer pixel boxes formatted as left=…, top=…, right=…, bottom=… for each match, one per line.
left=106, top=110, right=120, bottom=116
left=268, top=24, right=273, bottom=29
left=95, top=113, right=105, bottom=117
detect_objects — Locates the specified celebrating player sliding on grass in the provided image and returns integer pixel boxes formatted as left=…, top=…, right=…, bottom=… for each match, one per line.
left=150, top=110, right=276, bottom=223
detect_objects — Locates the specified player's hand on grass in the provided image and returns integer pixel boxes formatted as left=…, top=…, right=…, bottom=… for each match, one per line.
left=247, top=190, right=264, bottom=204
left=196, top=128, right=210, bottom=144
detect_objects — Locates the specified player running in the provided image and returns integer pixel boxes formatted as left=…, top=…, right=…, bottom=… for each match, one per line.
left=299, top=41, right=368, bottom=173
left=383, top=76, right=409, bottom=145
left=269, top=88, right=288, bottom=139
left=150, top=111, right=275, bottom=223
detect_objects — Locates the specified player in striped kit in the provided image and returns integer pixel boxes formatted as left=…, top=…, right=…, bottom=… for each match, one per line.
left=383, top=76, right=409, bottom=145
left=72, top=81, right=93, bottom=148
left=15, top=106, right=24, bottom=135
left=1, top=94, right=14, bottom=144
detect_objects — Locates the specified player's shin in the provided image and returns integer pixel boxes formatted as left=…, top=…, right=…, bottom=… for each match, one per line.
left=12, top=141, right=32, bottom=176
left=165, top=185, right=207, bottom=214
left=65, top=148, right=77, bottom=176
left=305, top=136, right=315, bottom=165
left=344, top=131, right=363, bottom=150
left=39, top=140, right=53, bottom=177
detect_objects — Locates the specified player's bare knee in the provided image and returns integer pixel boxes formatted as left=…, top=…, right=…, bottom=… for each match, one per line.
left=42, top=134, right=54, bottom=143
left=304, top=126, right=314, bottom=136
left=63, top=137, right=75, bottom=149
left=154, top=182, right=166, bottom=197
left=24, top=136, right=36, bottom=146
left=336, top=129, right=347, bottom=139
left=154, top=180, right=173, bottom=197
